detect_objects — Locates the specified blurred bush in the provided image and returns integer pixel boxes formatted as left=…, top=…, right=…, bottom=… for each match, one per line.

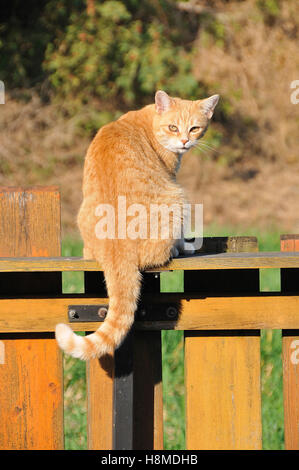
left=43, top=0, right=202, bottom=115
left=0, top=0, right=83, bottom=88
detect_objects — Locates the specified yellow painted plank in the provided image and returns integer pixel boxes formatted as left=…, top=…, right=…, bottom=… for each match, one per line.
left=1, top=251, right=299, bottom=272
left=184, top=236, right=262, bottom=450
left=86, top=354, right=114, bottom=450
left=1, top=295, right=299, bottom=332
left=282, top=333, right=299, bottom=449
left=185, top=333, right=262, bottom=449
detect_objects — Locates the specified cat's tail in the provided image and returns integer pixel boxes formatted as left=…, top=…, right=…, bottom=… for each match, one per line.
left=55, top=256, right=142, bottom=360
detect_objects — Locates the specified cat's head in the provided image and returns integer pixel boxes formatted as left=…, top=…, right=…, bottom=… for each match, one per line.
left=153, top=90, right=219, bottom=155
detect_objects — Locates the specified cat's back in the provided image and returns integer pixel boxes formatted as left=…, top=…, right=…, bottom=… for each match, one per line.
left=82, top=105, right=158, bottom=195
left=90, top=106, right=153, bottom=155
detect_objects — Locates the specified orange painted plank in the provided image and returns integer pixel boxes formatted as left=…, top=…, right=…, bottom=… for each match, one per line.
left=0, top=334, right=63, bottom=449
left=281, top=235, right=299, bottom=253
left=281, top=235, right=299, bottom=449
left=0, top=187, right=63, bottom=450
left=0, top=186, right=61, bottom=258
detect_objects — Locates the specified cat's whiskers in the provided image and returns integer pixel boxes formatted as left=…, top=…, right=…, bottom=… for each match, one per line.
left=195, top=140, right=220, bottom=154
left=193, top=145, right=208, bottom=156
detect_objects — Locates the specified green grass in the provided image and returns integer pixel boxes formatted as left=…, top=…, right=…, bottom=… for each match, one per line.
left=61, top=227, right=285, bottom=450
left=61, top=237, right=86, bottom=449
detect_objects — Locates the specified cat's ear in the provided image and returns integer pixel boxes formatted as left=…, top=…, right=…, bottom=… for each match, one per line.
left=155, top=90, right=173, bottom=114
left=200, top=94, right=220, bottom=119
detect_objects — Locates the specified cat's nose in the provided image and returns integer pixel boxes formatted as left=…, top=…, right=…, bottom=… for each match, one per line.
left=181, top=139, right=188, bottom=145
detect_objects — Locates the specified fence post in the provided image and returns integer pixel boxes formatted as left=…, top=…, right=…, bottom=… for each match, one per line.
left=0, top=186, right=64, bottom=449
left=184, top=236, right=262, bottom=449
left=281, top=234, right=299, bottom=449
left=132, top=273, right=164, bottom=450
left=112, top=273, right=163, bottom=450
left=86, top=271, right=163, bottom=450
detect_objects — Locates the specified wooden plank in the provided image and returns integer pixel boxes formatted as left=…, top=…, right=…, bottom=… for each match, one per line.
left=0, top=333, right=63, bottom=450
left=196, top=236, right=258, bottom=254
left=0, top=187, right=63, bottom=450
left=2, top=251, right=299, bottom=272
left=281, top=234, right=299, bottom=252
left=184, top=236, right=262, bottom=450
left=86, top=354, right=114, bottom=450
left=0, top=186, right=61, bottom=257
left=281, top=235, right=299, bottom=292
left=185, top=331, right=262, bottom=449
left=0, top=296, right=107, bottom=332
left=147, top=295, right=299, bottom=331
left=281, top=235, right=299, bottom=449
left=85, top=271, right=114, bottom=450
left=282, top=331, right=299, bottom=450
left=2, top=294, right=299, bottom=332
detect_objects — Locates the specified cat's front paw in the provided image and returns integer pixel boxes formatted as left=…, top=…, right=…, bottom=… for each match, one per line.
left=170, top=245, right=180, bottom=258
left=175, top=237, right=196, bottom=255
left=180, top=241, right=195, bottom=255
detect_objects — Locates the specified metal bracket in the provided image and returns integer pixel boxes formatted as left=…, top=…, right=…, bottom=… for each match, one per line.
left=68, top=302, right=179, bottom=322
left=68, top=304, right=108, bottom=322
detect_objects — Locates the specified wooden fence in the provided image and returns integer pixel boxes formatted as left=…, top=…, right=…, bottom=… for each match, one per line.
left=0, top=186, right=299, bottom=450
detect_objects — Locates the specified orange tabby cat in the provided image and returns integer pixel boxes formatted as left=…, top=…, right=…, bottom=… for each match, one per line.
left=55, top=90, right=219, bottom=360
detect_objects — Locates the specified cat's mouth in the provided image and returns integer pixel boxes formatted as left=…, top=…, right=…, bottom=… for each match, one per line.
left=176, top=143, right=193, bottom=153
left=164, top=142, right=193, bottom=154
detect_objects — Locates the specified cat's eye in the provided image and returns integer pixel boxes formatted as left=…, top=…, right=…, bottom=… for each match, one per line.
left=190, top=126, right=202, bottom=133
left=168, top=125, right=179, bottom=132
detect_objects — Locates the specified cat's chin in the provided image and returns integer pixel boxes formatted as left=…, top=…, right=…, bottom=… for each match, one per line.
left=175, top=147, right=190, bottom=155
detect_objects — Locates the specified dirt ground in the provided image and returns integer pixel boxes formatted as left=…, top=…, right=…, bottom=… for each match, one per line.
left=178, top=152, right=299, bottom=234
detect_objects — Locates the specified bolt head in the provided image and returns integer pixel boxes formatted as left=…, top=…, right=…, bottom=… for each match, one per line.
left=98, top=307, right=108, bottom=319
left=69, top=309, right=78, bottom=319
left=166, top=306, right=177, bottom=319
